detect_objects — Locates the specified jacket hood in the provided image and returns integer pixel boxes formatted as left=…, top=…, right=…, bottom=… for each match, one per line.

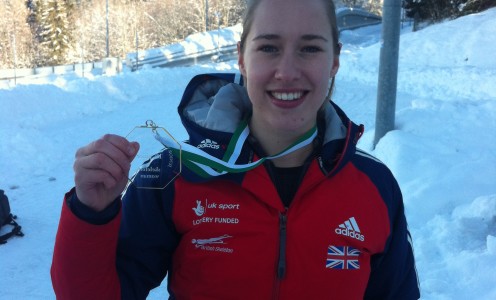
left=176, top=73, right=363, bottom=180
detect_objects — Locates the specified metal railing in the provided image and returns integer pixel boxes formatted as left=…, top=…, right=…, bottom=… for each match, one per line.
left=126, top=44, right=238, bottom=71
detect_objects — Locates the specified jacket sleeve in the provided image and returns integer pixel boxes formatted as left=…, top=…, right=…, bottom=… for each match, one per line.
left=51, top=190, right=122, bottom=300
left=364, top=177, right=420, bottom=299
left=115, top=177, right=179, bottom=300
left=52, top=152, right=180, bottom=299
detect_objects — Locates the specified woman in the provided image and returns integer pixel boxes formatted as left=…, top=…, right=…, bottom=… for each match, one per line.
left=51, top=0, right=420, bottom=299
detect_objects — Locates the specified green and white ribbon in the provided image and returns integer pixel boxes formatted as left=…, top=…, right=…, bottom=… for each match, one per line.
left=154, top=119, right=317, bottom=178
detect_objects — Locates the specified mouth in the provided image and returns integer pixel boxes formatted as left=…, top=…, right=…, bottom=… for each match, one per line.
left=269, top=91, right=307, bottom=101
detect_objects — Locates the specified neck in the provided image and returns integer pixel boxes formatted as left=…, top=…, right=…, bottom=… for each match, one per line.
left=271, top=144, right=314, bottom=167
left=249, top=119, right=315, bottom=168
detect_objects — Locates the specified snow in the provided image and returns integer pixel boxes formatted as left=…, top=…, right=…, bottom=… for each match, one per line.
left=1, top=8, right=495, bottom=299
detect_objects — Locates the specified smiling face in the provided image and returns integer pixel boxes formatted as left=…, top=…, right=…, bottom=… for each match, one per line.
left=238, top=0, right=340, bottom=140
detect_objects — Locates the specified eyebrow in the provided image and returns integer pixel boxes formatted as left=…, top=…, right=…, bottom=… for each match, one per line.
left=252, top=34, right=328, bottom=42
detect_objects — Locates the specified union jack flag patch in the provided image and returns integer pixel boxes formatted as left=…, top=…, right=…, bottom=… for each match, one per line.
left=326, top=245, right=360, bottom=270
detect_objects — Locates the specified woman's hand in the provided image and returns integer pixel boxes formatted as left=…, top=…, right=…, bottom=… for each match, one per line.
left=73, top=134, right=140, bottom=212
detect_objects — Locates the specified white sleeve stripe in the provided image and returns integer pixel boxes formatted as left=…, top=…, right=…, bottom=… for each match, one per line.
left=355, top=149, right=383, bottom=164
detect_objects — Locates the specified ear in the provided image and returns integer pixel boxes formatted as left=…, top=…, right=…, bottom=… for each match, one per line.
left=330, top=56, right=340, bottom=78
left=237, top=42, right=246, bottom=76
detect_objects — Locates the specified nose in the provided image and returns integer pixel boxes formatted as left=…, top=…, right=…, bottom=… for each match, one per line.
left=274, top=52, right=301, bottom=82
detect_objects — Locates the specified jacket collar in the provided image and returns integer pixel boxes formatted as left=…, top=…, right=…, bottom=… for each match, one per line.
left=177, top=73, right=363, bottom=181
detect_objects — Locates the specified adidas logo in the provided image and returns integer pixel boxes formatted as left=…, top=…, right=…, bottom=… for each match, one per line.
left=198, top=139, right=220, bottom=150
left=335, top=217, right=365, bottom=242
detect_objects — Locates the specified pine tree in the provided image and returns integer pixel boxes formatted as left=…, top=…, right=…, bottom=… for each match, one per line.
left=401, top=0, right=492, bottom=22
left=38, top=0, right=72, bottom=65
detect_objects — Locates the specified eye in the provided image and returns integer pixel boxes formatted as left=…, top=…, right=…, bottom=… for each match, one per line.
left=258, top=45, right=279, bottom=53
left=301, top=46, right=323, bottom=53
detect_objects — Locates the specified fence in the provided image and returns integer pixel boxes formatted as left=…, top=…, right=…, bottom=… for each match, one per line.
left=0, top=57, right=122, bottom=84
left=126, top=44, right=238, bottom=70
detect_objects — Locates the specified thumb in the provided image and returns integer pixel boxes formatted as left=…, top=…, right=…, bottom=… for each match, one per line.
left=128, top=142, right=140, bottom=160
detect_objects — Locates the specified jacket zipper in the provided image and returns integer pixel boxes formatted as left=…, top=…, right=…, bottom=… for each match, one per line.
left=272, top=209, right=288, bottom=299
left=277, top=211, right=288, bottom=279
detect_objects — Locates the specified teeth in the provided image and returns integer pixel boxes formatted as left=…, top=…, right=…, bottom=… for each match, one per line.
left=272, top=92, right=303, bottom=101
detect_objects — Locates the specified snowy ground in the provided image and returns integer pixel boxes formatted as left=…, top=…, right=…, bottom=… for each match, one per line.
left=1, top=8, right=495, bottom=300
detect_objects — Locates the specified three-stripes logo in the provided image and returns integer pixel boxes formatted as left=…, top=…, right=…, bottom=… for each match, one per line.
left=198, top=139, right=220, bottom=150
left=335, top=217, right=365, bottom=242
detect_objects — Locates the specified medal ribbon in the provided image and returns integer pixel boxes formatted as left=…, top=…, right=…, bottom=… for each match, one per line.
left=154, top=119, right=317, bottom=178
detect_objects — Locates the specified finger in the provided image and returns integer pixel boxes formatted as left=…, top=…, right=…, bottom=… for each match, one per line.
left=74, top=167, right=119, bottom=191
left=75, top=152, right=130, bottom=185
left=78, top=135, right=138, bottom=175
left=101, top=134, right=140, bottom=159
left=77, top=134, right=138, bottom=159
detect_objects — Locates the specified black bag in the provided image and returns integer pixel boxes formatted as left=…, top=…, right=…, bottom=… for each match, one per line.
left=0, top=189, right=24, bottom=244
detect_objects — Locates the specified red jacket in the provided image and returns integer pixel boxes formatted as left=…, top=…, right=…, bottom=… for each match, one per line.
left=51, top=73, right=420, bottom=299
